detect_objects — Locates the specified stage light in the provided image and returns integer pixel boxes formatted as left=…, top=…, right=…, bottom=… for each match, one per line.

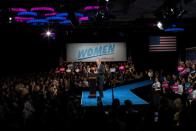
left=9, top=17, right=12, bottom=23
left=60, top=20, right=72, bottom=25
left=17, top=11, right=38, bottom=17
left=79, top=17, right=89, bottom=21
left=10, top=8, right=27, bottom=12
left=41, top=29, right=55, bottom=39
left=157, top=21, right=163, bottom=30
left=46, top=16, right=66, bottom=22
left=171, top=8, right=174, bottom=13
left=15, top=16, right=34, bottom=22
left=56, top=12, right=69, bottom=17
left=79, top=17, right=90, bottom=25
left=177, top=9, right=185, bottom=18
left=84, top=6, right=99, bottom=11
left=30, top=7, right=55, bottom=12
left=106, top=0, right=109, bottom=2
left=75, top=12, right=84, bottom=17
left=45, top=30, right=55, bottom=40
left=26, top=19, right=49, bottom=25
left=164, top=27, right=184, bottom=32
left=96, top=10, right=105, bottom=20
left=46, top=30, right=52, bottom=37
left=44, top=12, right=57, bottom=16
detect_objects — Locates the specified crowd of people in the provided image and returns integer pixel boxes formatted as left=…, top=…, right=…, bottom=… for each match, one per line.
left=0, top=59, right=195, bottom=131
left=150, top=60, right=196, bottom=130
left=55, top=61, right=144, bottom=89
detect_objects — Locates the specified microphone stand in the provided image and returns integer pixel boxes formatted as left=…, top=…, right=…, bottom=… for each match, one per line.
left=111, top=72, right=115, bottom=101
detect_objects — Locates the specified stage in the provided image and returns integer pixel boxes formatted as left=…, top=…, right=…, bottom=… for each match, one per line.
left=81, top=80, right=153, bottom=106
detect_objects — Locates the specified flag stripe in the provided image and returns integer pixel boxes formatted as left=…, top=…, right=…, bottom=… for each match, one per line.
left=160, top=36, right=176, bottom=38
left=150, top=47, right=176, bottom=50
left=149, top=36, right=176, bottom=52
left=159, top=40, right=176, bottom=42
left=149, top=44, right=176, bottom=47
left=149, top=50, right=176, bottom=52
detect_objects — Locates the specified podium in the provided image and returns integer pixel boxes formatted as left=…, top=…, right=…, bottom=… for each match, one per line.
left=88, top=76, right=97, bottom=98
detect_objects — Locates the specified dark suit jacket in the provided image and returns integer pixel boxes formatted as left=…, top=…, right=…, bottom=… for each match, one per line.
left=97, top=64, right=105, bottom=86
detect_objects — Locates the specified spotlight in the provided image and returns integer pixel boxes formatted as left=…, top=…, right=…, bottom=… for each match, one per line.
left=155, top=6, right=186, bottom=19
left=96, top=10, right=105, bottom=22
left=9, top=17, right=13, bottom=23
left=177, top=9, right=185, bottom=18
left=170, top=8, right=174, bottom=13
left=157, top=21, right=163, bottom=30
left=42, top=29, right=55, bottom=40
left=106, top=0, right=109, bottom=2
left=46, top=30, right=52, bottom=37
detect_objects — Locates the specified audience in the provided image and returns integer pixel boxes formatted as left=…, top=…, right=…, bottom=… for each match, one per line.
left=0, top=60, right=195, bottom=131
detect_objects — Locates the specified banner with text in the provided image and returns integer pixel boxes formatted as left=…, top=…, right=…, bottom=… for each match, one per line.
left=66, top=42, right=127, bottom=62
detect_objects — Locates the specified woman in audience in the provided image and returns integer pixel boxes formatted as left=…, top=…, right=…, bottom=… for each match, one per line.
left=162, top=76, right=169, bottom=94
left=152, top=77, right=161, bottom=108
left=0, top=59, right=195, bottom=130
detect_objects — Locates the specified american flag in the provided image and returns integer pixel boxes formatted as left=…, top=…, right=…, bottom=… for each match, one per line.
left=149, top=36, right=176, bottom=52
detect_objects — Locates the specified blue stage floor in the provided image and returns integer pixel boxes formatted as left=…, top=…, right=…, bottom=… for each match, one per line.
left=81, top=80, right=153, bottom=106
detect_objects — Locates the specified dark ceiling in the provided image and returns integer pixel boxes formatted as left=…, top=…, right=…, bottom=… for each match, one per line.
left=1, top=0, right=196, bottom=31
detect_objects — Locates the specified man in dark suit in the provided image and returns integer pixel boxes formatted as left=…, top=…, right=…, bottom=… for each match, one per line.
left=96, top=59, right=105, bottom=97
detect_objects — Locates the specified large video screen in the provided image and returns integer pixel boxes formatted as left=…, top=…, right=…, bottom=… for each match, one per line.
left=66, top=42, right=127, bottom=62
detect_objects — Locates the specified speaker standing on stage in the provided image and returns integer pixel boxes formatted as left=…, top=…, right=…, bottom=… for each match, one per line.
left=96, top=59, right=105, bottom=97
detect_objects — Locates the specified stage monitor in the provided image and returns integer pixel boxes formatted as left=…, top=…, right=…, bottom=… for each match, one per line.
left=66, top=42, right=127, bottom=62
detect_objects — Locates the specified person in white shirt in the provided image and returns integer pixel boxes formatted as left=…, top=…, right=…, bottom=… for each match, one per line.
left=177, top=80, right=184, bottom=95
left=152, top=77, right=161, bottom=108
left=152, top=77, right=161, bottom=92
left=192, top=85, right=196, bottom=100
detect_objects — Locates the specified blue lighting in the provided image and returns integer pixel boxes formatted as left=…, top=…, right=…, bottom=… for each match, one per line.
left=164, top=27, right=185, bottom=32
left=56, top=12, right=69, bottom=17
left=75, top=12, right=84, bottom=17
left=26, top=19, right=49, bottom=25
left=60, top=20, right=72, bottom=25
left=46, top=16, right=66, bottom=21
left=172, top=24, right=177, bottom=27
left=17, top=11, right=37, bottom=17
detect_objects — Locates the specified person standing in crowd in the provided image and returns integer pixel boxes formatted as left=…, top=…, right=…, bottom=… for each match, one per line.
left=96, top=59, right=105, bottom=97
left=192, top=84, right=196, bottom=100
left=161, top=76, right=169, bottom=94
left=152, top=77, right=161, bottom=108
